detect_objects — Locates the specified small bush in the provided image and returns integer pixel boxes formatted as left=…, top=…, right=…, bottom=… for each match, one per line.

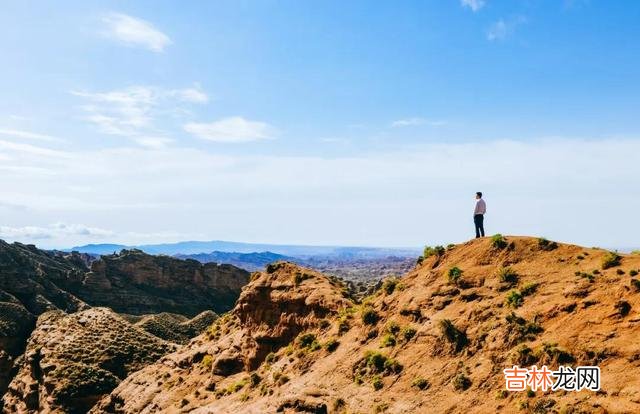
left=401, top=326, right=417, bottom=342
left=380, top=333, right=396, bottom=347
left=412, top=377, right=430, bottom=390
left=362, top=307, right=380, bottom=325
left=535, top=342, right=574, bottom=365
left=616, top=269, right=625, bottom=275
left=615, top=300, right=631, bottom=316
left=201, top=354, right=213, bottom=369
left=631, top=279, right=640, bottom=291
left=505, top=290, right=524, bottom=308
left=538, top=237, right=558, bottom=251
left=514, top=344, right=538, bottom=366
left=265, top=262, right=284, bottom=273
left=439, top=319, right=468, bottom=352
left=265, top=352, right=277, bottom=364
left=630, top=270, right=638, bottom=277
left=297, top=333, right=321, bottom=351
left=325, top=339, right=340, bottom=352
left=371, top=375, right=384, bottom=390
left=249, top=372, right=261, bottom=387
left=602, top=251, right=621, bottom=269
left=382, top=277, right=400, bottom=295
left=448, top=267, right=463, bottom=285
left=424, top=245, right=445, bottom=258
left=520, top=282, right=539, bottom=296
left=497, top=267, right=518, bottom=284
left=453, top=373, right=472, bottom=391
left=491, top=234, right=508, bottom=249
left=385, top=321, right=400, bottom=335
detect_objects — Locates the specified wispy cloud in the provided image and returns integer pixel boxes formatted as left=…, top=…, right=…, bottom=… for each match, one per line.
left=390, top=117, right=446, bottom=127
left=71, top=85, right=208, bottom=142
left=0, top=222, right=113, bottom=240
left=461, top=0, right=485, bottom=12
left=184, top=116, right=275, bottom=143
left=101, top=12, right=171, bottom=53
left=0, top=139, right=70, bottom=158
left=487, top=16, right=526, bottom=41
left=0, top=128, right=64, bottom=142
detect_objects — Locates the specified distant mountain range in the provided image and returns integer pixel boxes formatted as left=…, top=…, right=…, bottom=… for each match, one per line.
left=69, top=240, right=421, bottom=258
left=175, top=251, right=291, bottom=272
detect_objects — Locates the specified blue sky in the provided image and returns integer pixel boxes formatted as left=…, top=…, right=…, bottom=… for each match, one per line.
left=0, top=0, right=639, bottom=249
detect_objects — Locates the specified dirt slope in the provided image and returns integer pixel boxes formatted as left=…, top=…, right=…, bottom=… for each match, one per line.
left=92, top=237, right=640, bottom=414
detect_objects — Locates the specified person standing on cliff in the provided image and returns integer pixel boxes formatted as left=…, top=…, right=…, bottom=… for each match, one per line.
left=474, top=192, right=486, bottom=238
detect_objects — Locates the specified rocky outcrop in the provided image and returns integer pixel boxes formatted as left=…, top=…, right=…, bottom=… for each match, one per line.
left=91, top=262, right=352, bottom=413
left=76, top=249, right=250, bottom=316
left=2, top=308, right=176, bottom=414
left=92, top=237, right=640, bottom=414
left=0, top=240, right=249, bottom=409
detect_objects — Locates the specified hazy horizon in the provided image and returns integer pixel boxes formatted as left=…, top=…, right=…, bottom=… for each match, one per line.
left=1, top=1, right=639, bottom=249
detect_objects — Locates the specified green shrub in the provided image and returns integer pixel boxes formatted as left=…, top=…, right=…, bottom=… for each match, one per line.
left=249, top=372, right=261, bottom=387
left=424, top=245, right=445, bottom=258
left=201, top=354, right=213, bottom=369
left=520, top=282, right=539, bottom=296
left=362, top=307, right=380, bottom=325
left=505, top=290, right=524, bottom=308
left=439, top=319, right=468, bottom=352
left=448, top=266, right=463, bottom=285
left=453, top=373, right=472, bottom=391
left=371, top=375, right=384, bottom=390
left=497, top=266, right=518, bottom=284
left=616, top=269, right=625, bottom=275
left=325, top=339, right=340, bottom=352
left=514, top=344, right=538, bottom=366
left=380, top=333, right=396, bottom=347
left=382, top=277, right=400, bottom=295
left=491, top=234, right=508, bottom=249
left=535, top=342, right=574, bottom=364
left=265, top=262, right=284, bottom=273
left=265, top=352, right=277, bottom=364
left=412, top=377, right=430, bottom=390
left=602, top=251, right=621, bottom=269
left=385, top=321, right=400, bottom=335
left=401, top=326, right=417, bottom=342
left=297, top=333, right=321, bottom=351
left=630, top=270, right=638, bottom=277
left=538, top=237, right=558, bottom=251
left=631, top=279, right=640, bottom=291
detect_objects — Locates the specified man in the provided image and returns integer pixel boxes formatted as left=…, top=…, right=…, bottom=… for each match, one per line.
left=474, top=192, right=486, bottom=238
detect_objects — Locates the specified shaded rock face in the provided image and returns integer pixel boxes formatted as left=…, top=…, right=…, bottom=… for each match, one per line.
left=78, top=249, right=250, bottom=316
left=2, top=308, right=176, bottom=414
left=0, top=240, right=249, bottom=409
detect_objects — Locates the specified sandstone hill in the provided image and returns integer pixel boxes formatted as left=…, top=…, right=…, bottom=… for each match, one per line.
left=91, top=236, right=640, bottom=414
left=3, top=308, right=177, bottom=414
left=76, top=249, right=249, bottom=316
left=0, top=240, right=250, bottom=411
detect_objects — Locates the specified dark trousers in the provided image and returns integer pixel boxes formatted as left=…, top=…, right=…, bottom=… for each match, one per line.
left=474, top=214, right=485, bottom=238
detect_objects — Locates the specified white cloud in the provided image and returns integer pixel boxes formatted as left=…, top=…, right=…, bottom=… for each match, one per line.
left=72, top=85, right=208, bottom=142
left=0, top=128, right=64, bottom=142
left=134, top=136, right=174, bottom=149
left=0, top=223, right=114, bottom=241
left=487, top=16, right=526, bottom=41
left=0, top=139, right=70, bottom=158
left=391, top=117, right=446, bottom=127
left=1, top=137, right=639, bottom=248
left=461, top=0, right=485, bottom=12
left=184, top=116, right=275, bottom=143
left=101, top=12, right=171, bottom=53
